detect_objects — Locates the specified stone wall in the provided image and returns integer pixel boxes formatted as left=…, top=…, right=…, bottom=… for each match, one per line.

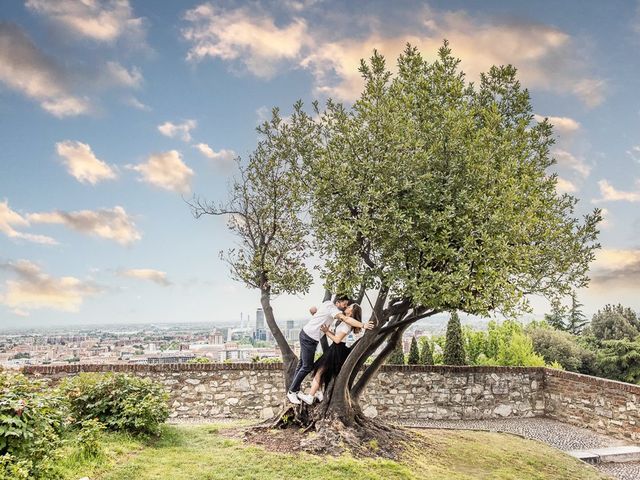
left=21, top=363, right=545, bottom=421
left=543, top=368, right=640, bottom=442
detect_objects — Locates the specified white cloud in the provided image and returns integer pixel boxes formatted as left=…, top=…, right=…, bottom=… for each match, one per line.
left=533, top=114, right=581, bottom=135
left=182, top=3, right=309, bottom=78
left=194, top=143, right=236, bottom=164
left=555, top=177, right=577, bottom=194
left=158, top=120, right=197, bottom=142
left=123, top=95, right=151, bottom=111
left=118, top=268, right=171, bottom=286
left=181, top=3, right=604, bottom=106
left=0, top=260, right=101, bottom=312
left=0, top=200, right=57, bottom=245
left=56, top=140, right=117, bottom=185
left=0, top=23, right=91, bottom=117
left=599, top=208, right=612, bottom=229
left=627, top=145, right=640, bottom=163
left=593, top=179, right=640, bottom=203
left=105, top=61, right=143, bottom=88
left=28, top=206, right=141, bottom=245
left=128, top=150, right=194, bottom=193
left=589, top=248, right=640, bottom=290
left=552, top=149, right=592, bottom=179
left=25, top=0, right=146, bottom=44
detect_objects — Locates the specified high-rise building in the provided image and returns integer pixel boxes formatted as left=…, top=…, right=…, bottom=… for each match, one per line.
left=256, top=308, right=265, bottom=331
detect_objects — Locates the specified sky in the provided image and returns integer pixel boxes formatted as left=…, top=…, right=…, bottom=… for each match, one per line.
left=1, top=0, right=640, bottom=329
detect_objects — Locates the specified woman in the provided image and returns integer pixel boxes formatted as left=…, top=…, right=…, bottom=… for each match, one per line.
left=296, top=303, right=362, bottom=405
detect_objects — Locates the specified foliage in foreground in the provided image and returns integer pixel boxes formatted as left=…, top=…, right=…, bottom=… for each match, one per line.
left=61, top=373, right=170, bottom=436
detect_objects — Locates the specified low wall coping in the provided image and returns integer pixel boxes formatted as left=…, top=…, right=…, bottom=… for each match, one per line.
left=543, top=367, right=640, bottom=395
left=20, top=363, right=546, bottom=375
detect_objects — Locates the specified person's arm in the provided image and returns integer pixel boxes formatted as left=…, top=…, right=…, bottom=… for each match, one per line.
left=320, top=324, right=347, bottom=343
left=336, top=313, right=374, bottom=330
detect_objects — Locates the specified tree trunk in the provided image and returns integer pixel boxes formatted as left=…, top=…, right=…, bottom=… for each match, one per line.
left=260, top=288, right=298, bottom=389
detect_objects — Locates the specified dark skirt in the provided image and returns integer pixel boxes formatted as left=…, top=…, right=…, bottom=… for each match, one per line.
left=313, top=341, right=350, bottom=390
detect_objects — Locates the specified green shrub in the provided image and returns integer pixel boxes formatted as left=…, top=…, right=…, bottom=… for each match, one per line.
left=75, top=419, right=106, bottom=458
left=0, top=372, right=66, bottom=478
left=62, top=373, right=169, bottom=436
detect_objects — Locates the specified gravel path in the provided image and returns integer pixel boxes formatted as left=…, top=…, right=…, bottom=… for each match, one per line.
left=401, top=418, right=638, bottom=480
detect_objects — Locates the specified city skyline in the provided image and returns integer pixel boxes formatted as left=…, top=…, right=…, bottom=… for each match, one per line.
left=1, top=1, right=640, bottom=328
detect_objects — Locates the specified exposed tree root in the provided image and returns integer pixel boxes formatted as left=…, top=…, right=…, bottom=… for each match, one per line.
left=246, top=403, right=411, bottom=459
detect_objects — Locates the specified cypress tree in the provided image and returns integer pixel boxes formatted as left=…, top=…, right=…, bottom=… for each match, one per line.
left=444, top=311, right=466, bottom=365
left=419, top=338, right=434, bottom=365
left=408, top=337, right=420, bottom=364
left=567, top=291, right=588, bottom=335
left=386, top=340, right=405, bottom=365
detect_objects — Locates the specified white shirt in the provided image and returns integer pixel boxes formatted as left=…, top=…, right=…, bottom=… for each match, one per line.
left=333, top=321, right=353, bottom=344
left=302, top=300, right=342, bottom=341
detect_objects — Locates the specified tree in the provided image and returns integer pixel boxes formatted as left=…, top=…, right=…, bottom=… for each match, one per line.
left=443, top=312, right=466, bottom=365
left=386, top=340, right=405, bottom=365
left=566, top=291, right=588, bottom=334
left=544, top=297, right=568, bottom=331
left=419, top=338, right=434, bottom=365
left=595, top=339, right=640, bottom=384
left=589, top=304, right=639, bottom=342
left=527, top=324, right=595, bottom=373
left=201, top=42, right=601, bottom=452
left=408, top=337, right=420, bottom=364
left=189, top=105, right=314, bottom=389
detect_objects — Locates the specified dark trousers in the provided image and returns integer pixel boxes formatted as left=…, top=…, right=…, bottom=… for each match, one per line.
left=289, top=330, right=318, bottom=393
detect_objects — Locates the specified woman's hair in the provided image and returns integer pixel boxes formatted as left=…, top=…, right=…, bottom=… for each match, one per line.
left=350, top=303, right=362, bottom=334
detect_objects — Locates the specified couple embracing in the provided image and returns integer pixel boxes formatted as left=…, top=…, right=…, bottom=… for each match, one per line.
left=287, top=295, right=374, bottom=405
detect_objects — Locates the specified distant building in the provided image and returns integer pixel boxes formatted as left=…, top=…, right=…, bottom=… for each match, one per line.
left=256, top=308, right=265, bottom=331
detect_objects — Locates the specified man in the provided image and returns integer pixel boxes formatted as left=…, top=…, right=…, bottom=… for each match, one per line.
left=287, top=295, right=373, bottom=404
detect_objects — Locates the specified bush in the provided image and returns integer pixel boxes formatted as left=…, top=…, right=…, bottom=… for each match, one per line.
left=527, top=325, right=595, bottom=373
left=408, top=337, right=420, bottom=364
left=61, top=373, right=169, bottom=436
left=75, top=419, right=106, bottom=459
left=594, top=339, right=640, bottom=384
left=0, top=372, right=66, bottom=478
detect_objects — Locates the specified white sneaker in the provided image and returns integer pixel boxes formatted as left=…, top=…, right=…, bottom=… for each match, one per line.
left=314, top=391, right=324, bottom=402
left=297, top=392, right=314, bottom=405
left=287, top=391, right=301, bottom=404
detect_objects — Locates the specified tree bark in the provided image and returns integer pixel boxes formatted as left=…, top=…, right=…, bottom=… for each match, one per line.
left=260, top=288, right=298, bottom=389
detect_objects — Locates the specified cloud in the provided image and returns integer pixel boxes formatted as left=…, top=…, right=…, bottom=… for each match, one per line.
left=118, top=268, right=171, bottom=286
left=0, top=22, right=91, bottom=117
left=0, top=200, right=57, bottom=245
left=180, top=3, right=604, bottom=106
left=555, top=177, right=577, bottom=194
left=552, top=149, right=592, bottom=179
left=0, top=260, right=101, bottom=312
left=123, top=95, right=151, bottom=111
left=28, top=206, right=141, bottom=245
left=25, top=0, right=146, bottom=44
left=105, top=61, right=143, bottom=88
left=599, top=208, right=612, bottom=229
left=194, top=143, right=236, bottom=165
left=627, top=145, right=640, bottom=163
left=182, top=3, right=309, bottom=78
left=128, top=150, right=194, bottom=193
left=533, top=114, right=581, bottom=135
left=0, top=23, right=144, bottom=117
left=589, top=248, right=640, bottom=289
left=56, top=140, right=117, bottom=184
left=158, top=120, right=197, bottom=142
left=593, top=179, right=640, bottom=203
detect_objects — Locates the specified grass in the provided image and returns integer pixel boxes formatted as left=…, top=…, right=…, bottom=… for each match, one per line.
left=54, top=423, right=608, bottom=480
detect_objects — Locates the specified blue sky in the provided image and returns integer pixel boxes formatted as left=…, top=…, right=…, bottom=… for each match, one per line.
left=1, top=0, right=640, bottom=328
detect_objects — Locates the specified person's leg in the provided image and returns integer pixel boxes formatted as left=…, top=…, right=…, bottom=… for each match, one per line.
left=289, top=331, right=318, bottom=393
left=309, top=367, right=325, bottom=397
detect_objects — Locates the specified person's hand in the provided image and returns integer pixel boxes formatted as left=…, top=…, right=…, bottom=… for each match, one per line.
left=320, top=324, right=329, bottom=334
left=362, top=321, right=375, bottom=330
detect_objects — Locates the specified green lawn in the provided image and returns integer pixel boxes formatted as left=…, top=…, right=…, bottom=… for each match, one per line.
left=54, top=423, right=608, bottom=480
